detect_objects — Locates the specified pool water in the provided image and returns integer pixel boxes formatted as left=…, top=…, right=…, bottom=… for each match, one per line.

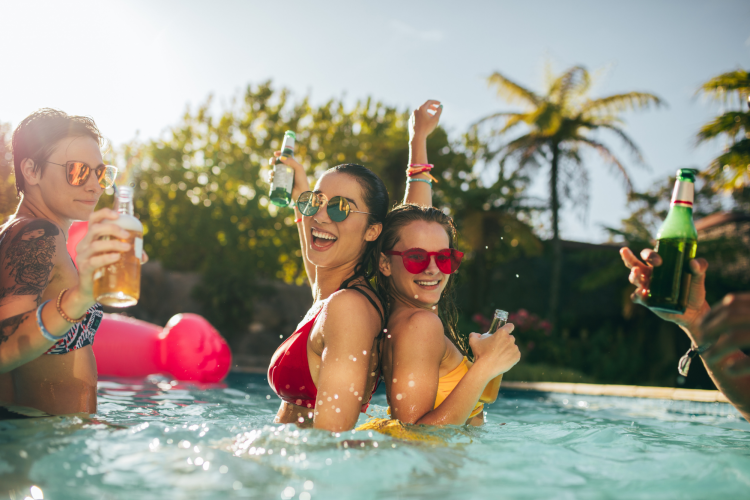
left=2, top=373, right=749, bottom=500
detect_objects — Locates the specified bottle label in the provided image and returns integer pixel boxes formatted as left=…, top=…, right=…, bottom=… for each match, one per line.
left=671, top=180, right=694, bottom=207
left=134, top=237, right=143, bottom=260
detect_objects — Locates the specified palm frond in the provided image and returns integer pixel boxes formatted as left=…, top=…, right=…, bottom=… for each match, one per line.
left=697, top=69, right=750, bottom=104
left=551, top=66, right=590, bottom=108
left=595, top=124, right=647, bottom=166
left=576, top=137, right=633, bottom=192
left=581, top=92, right=665, bottom=116
left=487, top=72, right=541, bottom=107
left=472, top=112, right=530, bottom=137
left=696, top=111, right=750, bottom=144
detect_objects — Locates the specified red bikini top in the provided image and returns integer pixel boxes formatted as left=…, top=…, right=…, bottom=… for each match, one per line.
left=267, top=300, right=378, bottom=413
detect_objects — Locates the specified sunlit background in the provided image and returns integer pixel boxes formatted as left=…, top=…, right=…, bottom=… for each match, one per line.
left=2, top=0, right=748, bottom=241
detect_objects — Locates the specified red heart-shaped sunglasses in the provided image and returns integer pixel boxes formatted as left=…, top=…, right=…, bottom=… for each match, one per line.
left=384, top=248, right=464, bottom=275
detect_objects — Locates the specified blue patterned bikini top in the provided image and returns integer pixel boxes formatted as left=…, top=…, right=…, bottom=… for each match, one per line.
left=44, top=303, right=103, bottom=355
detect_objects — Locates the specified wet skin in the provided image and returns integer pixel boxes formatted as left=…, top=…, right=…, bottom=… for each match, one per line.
left=270, top=169, right=383, bottom=431
left=0, top=136, right=126, bottom=415
left=380, top=220, right=520, bottom=427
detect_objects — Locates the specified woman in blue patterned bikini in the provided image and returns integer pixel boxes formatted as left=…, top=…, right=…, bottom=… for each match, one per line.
left=0, top=108, right=144, bottom=416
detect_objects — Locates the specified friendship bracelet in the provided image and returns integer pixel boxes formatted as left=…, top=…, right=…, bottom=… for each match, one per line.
left=408, top=178, right=432, bottom=186
left=408, top=163, right=434, bottom=168
left=37, top=300, right=67, bottom=341
left=677, top=343, right=712, bottom=377
left=56, top=288, right=86, bottom=323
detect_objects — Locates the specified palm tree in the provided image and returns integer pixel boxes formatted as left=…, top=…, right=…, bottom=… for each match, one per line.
left=696, top=69, right=750, bottom=193
left=476, top=65, right=663, bottom=331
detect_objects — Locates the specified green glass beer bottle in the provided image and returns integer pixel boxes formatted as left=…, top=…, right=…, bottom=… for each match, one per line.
left=646, top=169, right=698, bottom=314
left=269, top=130, right=296, bottom=207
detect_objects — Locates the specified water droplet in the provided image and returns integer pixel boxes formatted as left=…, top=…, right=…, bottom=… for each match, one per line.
left=408, top=381, right=415, bottom=387
left=233, top=481, right=243, bottom=491
left=266, top=395, right=271, bottom=400
left=396, top=394, right=403, bottom=400
left=30, top=486, right=43, bottom=500
left=304, top=480, right=314, bottom=490
left=219, top=465, right=228, bottom=474
left=516, top=274, right=519, bottom=278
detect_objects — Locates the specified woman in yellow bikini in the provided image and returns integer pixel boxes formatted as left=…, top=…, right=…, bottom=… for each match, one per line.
left=361, top=101, right=520, bottom=433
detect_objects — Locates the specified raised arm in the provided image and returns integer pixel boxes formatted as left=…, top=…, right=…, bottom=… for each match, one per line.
left=404, top=100, right=442, bottom=208
left=271, top=153, right=314, bottom=288
left=390, top=311, right=520, bottom=426
left=0, top=210, right=128, bottom=372
left=312, top=291, right=381, bottom=431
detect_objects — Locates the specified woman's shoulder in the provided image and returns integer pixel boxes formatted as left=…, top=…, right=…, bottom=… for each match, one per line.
left=389, top=309, right=444, bottom=343
left=328, top=287, right=383, bottom=318
left=319, top=288, right=382, bottom=336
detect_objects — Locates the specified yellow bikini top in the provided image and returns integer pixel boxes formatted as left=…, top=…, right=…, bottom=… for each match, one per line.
left=434, top=357, right=484, bottom=419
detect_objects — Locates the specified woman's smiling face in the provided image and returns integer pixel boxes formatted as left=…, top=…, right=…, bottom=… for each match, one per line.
left=380, top=220, right=451, bottom=307
left=301, top=171, right=380, bottom=269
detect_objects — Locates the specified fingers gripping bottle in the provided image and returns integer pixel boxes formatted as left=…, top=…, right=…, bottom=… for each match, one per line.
left=93, top=186, right=143, bottom=307
left=479, top=309, right=509, bottom=404
left=269, top=131, right=296, bottom=207
left=647, top=169, right=698, bottom=314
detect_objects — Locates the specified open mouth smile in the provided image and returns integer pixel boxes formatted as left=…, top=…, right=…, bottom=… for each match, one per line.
left=311, top=227, right=338, bottom=251
left=414, top=279, right=441, bottom=290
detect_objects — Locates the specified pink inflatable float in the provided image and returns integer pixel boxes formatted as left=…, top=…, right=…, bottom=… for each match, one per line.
left=68, top=221, right=232, bottom=383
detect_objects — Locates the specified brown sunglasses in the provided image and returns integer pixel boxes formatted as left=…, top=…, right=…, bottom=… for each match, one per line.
left=46, top=161, right=118, bottom=189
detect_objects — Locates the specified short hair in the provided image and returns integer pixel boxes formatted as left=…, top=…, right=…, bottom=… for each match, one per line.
left=10, top=108, right=102, bottom=195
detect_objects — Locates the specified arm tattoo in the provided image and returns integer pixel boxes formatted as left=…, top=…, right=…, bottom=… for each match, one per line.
left=0, top=311, right=32, bottom=346
left=0, top=220, right=60, bottom=305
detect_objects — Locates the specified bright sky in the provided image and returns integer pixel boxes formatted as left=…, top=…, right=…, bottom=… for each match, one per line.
left=1, top=0, right=748, bottom=242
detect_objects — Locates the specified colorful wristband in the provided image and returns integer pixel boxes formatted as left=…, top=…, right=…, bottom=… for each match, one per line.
left=37, top=300, right=66, bottom=341
left=408, top=178, right=432, bottom=186
left=408, top=163, right=434, bottom=168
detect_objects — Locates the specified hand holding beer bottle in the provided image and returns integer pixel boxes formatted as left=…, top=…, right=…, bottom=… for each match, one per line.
left=73, top=209, right=138, bottom=307
left=620, top=169, right=711, bottom=339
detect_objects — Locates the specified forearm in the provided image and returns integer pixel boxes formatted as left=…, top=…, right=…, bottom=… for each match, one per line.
left=404, top=136, right=433, bottom=207
left=414, top=367, right=489, bottom=426
left=700, top=354, right=750, bottom=422
left=0, top=287, right=92, bottom=372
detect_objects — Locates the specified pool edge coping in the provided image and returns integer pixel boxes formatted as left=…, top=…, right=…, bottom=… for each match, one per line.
left=501, top=381, right=730, bottom=403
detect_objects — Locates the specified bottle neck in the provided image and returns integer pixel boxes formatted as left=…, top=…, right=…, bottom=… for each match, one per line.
left=116, top=188, right=134, bottom=216
left=670, top=179, right=694, bottom=208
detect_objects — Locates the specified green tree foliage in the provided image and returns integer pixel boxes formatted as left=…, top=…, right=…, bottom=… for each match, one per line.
left=0, top=122, right=18, bottom=222
left=127, top=82, right=535, bottom=341
left=474, top=65, right=664, bottom=330
left=696, top=69, right=750, bottom=196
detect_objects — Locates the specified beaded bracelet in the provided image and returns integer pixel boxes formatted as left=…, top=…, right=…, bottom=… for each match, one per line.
left=37, top=300, right=67, bottom=341
left=56, top=288, right=86, bottom=323
left=408, top=178, right=432, bottom=186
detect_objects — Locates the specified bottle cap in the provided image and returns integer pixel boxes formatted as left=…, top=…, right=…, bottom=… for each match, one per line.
left=676, top=168, right=697, bottom=182
left=284, top=131, right=296, bottom=140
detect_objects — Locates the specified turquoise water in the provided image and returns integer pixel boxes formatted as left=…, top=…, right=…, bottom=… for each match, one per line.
left=2, top=373, right=749, bottom=500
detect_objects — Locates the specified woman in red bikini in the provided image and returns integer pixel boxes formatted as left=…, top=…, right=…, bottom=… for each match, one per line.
left=267, top=156, right=389, bottom=431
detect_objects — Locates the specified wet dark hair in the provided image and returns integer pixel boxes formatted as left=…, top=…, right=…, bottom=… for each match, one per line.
left=11, top=108, right=102, bottom=195
left=327, top=163, right=390, bottom=343
left=375, top=204, right=468, bottom=359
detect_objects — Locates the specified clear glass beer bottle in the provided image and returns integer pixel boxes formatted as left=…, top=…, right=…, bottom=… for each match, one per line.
left=93, top=186, right=143, bottom=307
left=479, top=309, right=509, bottom=404
left=269, top=131, right=296, bottom=207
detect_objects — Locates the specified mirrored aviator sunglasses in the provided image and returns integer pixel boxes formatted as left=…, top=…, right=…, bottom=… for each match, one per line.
left=296, top=191, right=373, bottom=222
left=47, top=161, right=118, bottom=189
left=385, top=248, right=464, bottom=275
